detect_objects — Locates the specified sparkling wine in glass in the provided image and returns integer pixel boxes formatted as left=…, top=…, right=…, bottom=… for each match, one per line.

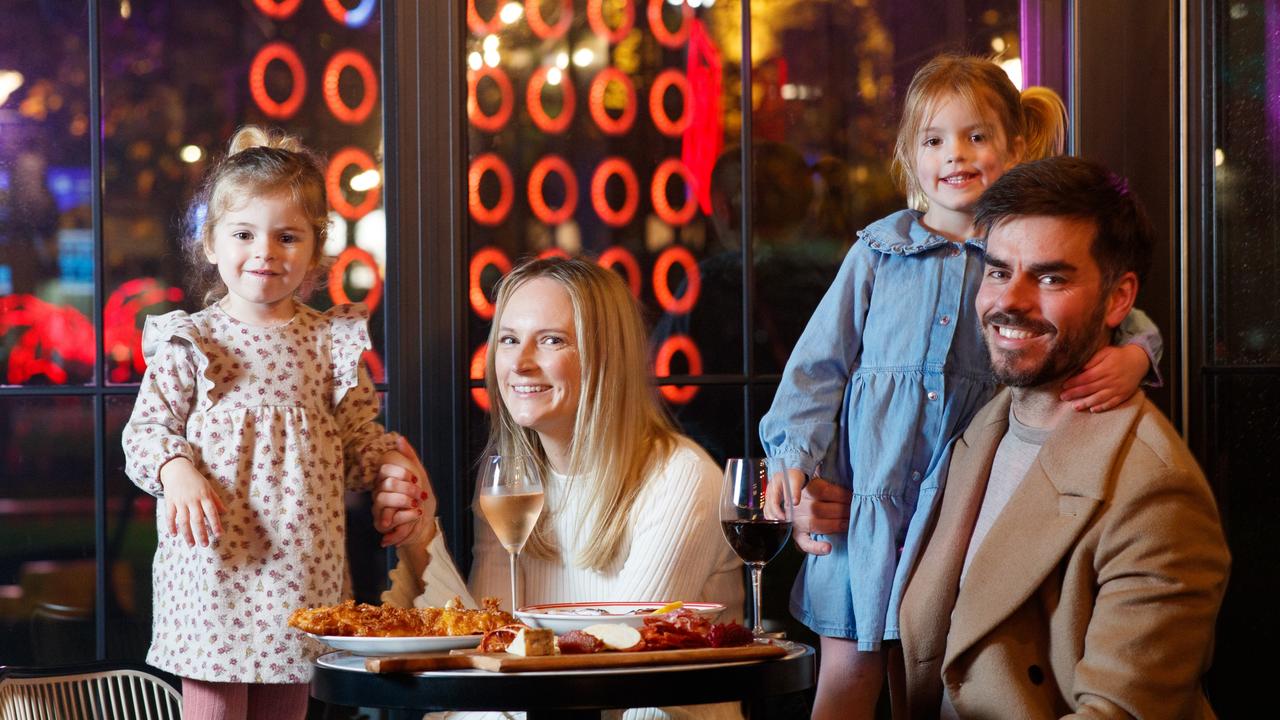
left=477, top=455, right=545, bottom=612
left=720, top=457, right=793, bottom=637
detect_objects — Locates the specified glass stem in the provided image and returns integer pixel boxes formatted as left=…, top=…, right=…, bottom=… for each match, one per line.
left=750, top=563, right=765, bottom=635
left=509, top=550, right=519, bottom=612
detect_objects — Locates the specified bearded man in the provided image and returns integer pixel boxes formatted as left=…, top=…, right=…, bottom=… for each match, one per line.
left=894, top=156, right=1230, bottom=719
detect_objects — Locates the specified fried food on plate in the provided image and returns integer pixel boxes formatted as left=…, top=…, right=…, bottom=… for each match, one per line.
left=288, top=597, right=514, bottom=637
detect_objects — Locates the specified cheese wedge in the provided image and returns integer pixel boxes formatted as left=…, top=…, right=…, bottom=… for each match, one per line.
left=506, top=627, right=556, bottom=656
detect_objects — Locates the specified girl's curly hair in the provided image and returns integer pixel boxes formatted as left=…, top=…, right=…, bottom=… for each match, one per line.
left=182, top=125, right=330, bottom=306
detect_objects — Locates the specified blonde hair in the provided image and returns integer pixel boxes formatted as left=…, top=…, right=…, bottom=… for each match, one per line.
left=483, top=258, right=678, bottom=571
left=184, top=125, right=329, bottom=306
left=891, top=54, right=1068, bottom=211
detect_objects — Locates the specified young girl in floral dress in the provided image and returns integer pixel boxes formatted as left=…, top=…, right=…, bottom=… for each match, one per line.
left=123, top=126, right=427, bottom=720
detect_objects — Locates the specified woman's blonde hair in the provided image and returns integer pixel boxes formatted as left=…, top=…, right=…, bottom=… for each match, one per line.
left=483, top=257, right=678, bottom=571
left=891, top=54, right=1068, bottom=211
left=183, top=125, right=329, bottom=306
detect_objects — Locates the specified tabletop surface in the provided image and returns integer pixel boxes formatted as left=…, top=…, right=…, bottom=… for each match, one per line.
left=311, top=641, right=816, bottom=713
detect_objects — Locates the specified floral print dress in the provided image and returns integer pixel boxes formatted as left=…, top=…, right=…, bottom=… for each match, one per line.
left=123, top=303, right=395, bottom=683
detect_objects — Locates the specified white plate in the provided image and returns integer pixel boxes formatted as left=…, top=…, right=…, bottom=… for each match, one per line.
left=514, top=601, right=726, bottom=635
left=308, top=634, right=481, bottom=656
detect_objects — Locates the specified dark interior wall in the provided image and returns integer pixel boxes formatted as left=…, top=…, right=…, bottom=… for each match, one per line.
left=1072, top=0, right=1178, bottom=420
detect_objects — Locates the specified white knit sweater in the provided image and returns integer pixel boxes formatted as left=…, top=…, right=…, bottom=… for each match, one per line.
left=384, top=436, right=746, bottom=720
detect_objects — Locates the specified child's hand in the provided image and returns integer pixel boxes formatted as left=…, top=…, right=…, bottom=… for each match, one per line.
left=374, top=436, right=437, bottom=547
left=158, top=457, right=225, bottom=547
left=1060, top=344, right=1150, bottom=412
left=791, top=477, right=853, bottom=556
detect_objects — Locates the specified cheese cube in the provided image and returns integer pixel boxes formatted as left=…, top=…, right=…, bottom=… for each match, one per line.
left=507, top=627, right=556, bottom=656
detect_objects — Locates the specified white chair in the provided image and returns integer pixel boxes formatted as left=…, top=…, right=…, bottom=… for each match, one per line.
left=0, top=662, right=182, bottom=720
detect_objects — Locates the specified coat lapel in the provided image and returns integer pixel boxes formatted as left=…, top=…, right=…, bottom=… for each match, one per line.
left=942, top=392, right=1146, bottom=669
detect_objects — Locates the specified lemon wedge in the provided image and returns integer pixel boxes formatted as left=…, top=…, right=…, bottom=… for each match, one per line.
left=651, top=600, right=684, bottom=614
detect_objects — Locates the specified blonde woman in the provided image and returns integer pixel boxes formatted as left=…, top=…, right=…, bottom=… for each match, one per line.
left=376, top=258, right=744, bottom=720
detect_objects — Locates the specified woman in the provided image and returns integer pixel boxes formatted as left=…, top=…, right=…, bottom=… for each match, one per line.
left=375, top=258, right=744, bottom=720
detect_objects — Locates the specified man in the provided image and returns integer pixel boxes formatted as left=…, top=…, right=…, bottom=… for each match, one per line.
left=891, top=156, right=1230, bottom=718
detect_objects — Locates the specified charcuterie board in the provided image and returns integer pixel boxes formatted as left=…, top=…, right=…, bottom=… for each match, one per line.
left=364, top=642, right=787, bottom=673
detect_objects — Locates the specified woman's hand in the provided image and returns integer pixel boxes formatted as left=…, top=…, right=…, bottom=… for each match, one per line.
left=373, top=436, right=438, bottom=547
left=1061, top=343, right=1151, bottom=412
left=158, top=457, right=225, bottom=547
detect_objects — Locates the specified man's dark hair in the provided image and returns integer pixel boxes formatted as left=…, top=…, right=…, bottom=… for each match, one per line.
left=974, top=156, right=1154, bottom=286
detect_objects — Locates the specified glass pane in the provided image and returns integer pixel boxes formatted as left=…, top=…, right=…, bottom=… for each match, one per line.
left=1212, top=0, right=1280, bottom=363
left=0, top=2, right=95, bottom=387
left=105, top=395, right=155, bottom=660
left=662, top=384, right=746, bottom=466
left=0, top=396, right=97, bottom=665
left=102, top=0, right=389, bottom=385
left=464, top=0, right=744, bottom=381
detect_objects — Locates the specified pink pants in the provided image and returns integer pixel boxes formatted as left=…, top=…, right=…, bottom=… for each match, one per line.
left=181, top=679, right=310, bottom=720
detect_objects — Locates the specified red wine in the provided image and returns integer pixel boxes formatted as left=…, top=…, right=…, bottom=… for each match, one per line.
left=721, top=519, right=791, bottom=564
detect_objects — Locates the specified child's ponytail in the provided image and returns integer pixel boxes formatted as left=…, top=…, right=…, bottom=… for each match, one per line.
left=1020, top=86, right=1069, bottom=161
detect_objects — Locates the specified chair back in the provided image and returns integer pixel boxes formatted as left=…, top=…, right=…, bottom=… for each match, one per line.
left=0, top=663, right=181, bottom=720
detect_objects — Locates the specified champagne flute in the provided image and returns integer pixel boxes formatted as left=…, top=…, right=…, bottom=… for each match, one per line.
left=477, top=455, right=545, bottom=612
left=719, top=457, right=793, bottom=637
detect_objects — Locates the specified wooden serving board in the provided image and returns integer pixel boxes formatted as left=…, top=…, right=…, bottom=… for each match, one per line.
left=364, top=643, right=787, bottom=674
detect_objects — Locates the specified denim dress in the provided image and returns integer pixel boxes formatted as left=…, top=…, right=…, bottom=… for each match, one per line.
left=760, top=209, right=996, bottom=650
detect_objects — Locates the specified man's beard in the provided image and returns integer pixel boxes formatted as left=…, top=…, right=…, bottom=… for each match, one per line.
left=983, top=301, right=1109, bottom=388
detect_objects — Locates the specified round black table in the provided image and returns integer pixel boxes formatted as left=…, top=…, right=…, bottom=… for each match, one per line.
left=311, top=642, right=815, bottom=719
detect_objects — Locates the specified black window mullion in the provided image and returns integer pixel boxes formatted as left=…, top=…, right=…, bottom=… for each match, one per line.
left=739, top=0, right=755, bottom=459
left=87, top=0, right=107, bottom=660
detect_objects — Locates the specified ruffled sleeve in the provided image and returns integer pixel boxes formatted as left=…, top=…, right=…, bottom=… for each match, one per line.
left=327, top=304, right=397, bottom=491
left=123, top=311, right=208, bottom=496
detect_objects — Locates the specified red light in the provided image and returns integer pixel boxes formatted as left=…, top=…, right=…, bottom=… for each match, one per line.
left=469, top=247, right=513, bottom=320
left=655, top=335, right=702, bottom=404
left=589, top=68, right=637, bottom=136
left=652, top=245, right=700, bottom=314
left=590, top=157, right=639, bottom=227
left=468, top=66, right=514, bottom=133
left=328, top=246, right=384, bottom=314
left=526, top=0, right=573, bottom=40
left=467, top=0, right=504, bottom=34
left=597, top=246, right=642, bottom=298
left=324, top=49, right=378, bottom=125
left=528, top=155, right=579, bottom=226
left=249, top=42, right=306, bottom=120
left=647, top=0, right=691, bottom=48
left=649, top=69, right=692, bottom=137
left=468, top=153, right=515, bottom=226
left=327, top=147, right=381, bottom=221
left=527, top=66, right=576, bottom=135
left=650, top=158, right=698, bottom=227
left=587, top=0, right=635, bottom=44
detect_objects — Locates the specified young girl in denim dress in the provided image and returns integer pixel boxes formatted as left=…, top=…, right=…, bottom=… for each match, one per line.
left=759, top=56, right=1162, bottom=718
left=123, top=126, right=426, bottom=720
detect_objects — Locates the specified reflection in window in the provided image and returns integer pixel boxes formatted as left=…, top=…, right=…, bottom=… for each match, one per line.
left=0, top=2, right=93, bottom=386
left=0, top=396, right=97, bottom=666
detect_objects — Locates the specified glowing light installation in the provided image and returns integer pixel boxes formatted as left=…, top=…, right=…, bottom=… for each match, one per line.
left=469, top=246, right=513, bottom=320
left=655, top=335, right=703, bottom=404
left=468, top=153, right=515, bottom=226
left=650, top=69, right=692, bottom=137
left=525, top=0, right=573, bottom=40
left=324, top=49, right=378, bottom=125
left=327, top=147, right=381, bottom=220
left=590, top=157, right=639, bottom=227
left=587, top=0, right=635, bottom=43
left=527, top=66, right=576, bottom=134
left=597, top=246, right=641, bottom=298
left=468, top=65, right=515, bottom=133
left=652, top=244, right=700, bottom=313
left=323, top=0, right=376, bottom=27
left=589, top=68, right=637, bottom=135
left=528, top=155, right=579, bottom=225
left=647, top=0, right=692, bottom=48
left=467, top=0, right=504, bottom=34
left=328, top=246, right=384, bottom=313
left=249, top=42, right=306, bottom=120
left=253, top=0, right=301, bottom=20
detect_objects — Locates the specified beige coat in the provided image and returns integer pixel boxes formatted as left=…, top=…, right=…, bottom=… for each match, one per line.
left=897, top=390, right=1230, bottom=719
